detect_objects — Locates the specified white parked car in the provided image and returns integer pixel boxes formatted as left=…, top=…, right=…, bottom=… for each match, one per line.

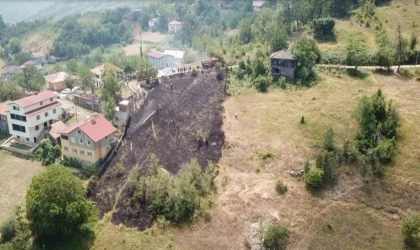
left=72, top=86, right=81, bottom=92
left=61, top=88, right=71, bottom=94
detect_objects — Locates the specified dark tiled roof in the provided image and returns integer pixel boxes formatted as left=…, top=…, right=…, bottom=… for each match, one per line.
left=271, top=50, right=295, bottom=60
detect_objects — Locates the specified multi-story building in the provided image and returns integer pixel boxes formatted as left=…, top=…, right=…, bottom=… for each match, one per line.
left=6, top=91, right=62, bottom=143
left=168, top=20, right=182, bottom=33
left=58, top=115, right=117, bottom=166
left=147, top=51, right=174, bottom=69
left=0, top=101, right=11, bottom=134
left=31, top=52, right=47, bottom=65
left=90, top=63, right=122, bottom=88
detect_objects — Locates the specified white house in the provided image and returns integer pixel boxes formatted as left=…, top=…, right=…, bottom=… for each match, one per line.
left=6, top=91, right=62, bottom=144
left=21, top=60, right=42, bottom=71
left=149, top=18, right=158, bottom=28
left=147, top=51, right=175, bottom=69
left=168, top=20, right=182, bottom=33
left=253, top=1, right=265, bottom=11
left=90, top=64, right=122, bottom=88
left=113, top=100, right=130, bottom=127
left=31, top=52, right=47, bottom=64
left=164, top=50, right=185, bottom=67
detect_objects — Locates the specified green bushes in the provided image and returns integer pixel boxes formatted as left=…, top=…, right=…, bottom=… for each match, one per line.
left=262, top=224, right=289, bottom=249
left=312, top=18, right=335, bottom=38
left=291, top=37, right=320, bottom=84
left=323, top=127, right=335, bottom=152
left=0, top=219, right=18, bottom=243
left=131, top=155, right=217, bottom=223
left=304, top=167, right=324, bottom=189
left=354, top=90, right=399, bottom=176
left=33, top=139, right=61, bottom=166
left=275, top=180, right=288, bottom=195
left=402, top=213, right=420, bottom=247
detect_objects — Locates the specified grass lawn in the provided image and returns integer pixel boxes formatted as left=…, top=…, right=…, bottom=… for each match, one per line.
left=0, top=150, right=44, bottom=223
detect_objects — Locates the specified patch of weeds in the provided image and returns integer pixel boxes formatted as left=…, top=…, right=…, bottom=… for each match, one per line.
left=259, top=151, right=275, bottom=161
left=275, top=180, right=288, bottom=195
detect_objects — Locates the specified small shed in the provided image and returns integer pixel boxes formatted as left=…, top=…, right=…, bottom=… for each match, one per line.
left=270, top=50, right=297, bottom=79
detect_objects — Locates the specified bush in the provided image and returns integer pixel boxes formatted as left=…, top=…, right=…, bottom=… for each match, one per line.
left=262, top=223, right=289, bottom=249
left=402, top=213, right=420, bottom=247
left=323, top=127, right=335, bottom=152
left=275, top=180, right=288, bottom=195
left=316, top=150, right=338, bottom=184
left=0, top=219, right=18, bottom=243
left=320, top=50, right=346, bottom=65
left=304, top=168, right=324, bottom=189
left=371, top=139, right=395, bottom=164
left=312, top=18, right=335, bottom=38
left=252, top=76, right=269, bottom=93
left=34, top=139, right=61, bottom=166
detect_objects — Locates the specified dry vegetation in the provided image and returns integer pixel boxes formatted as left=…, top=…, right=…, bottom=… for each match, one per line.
left=89, top=68, right=420, bottom=249
left=21, top=23, right=58, bottom=54
left=0, top=151, right=44, bottom=223
left=376, top=0, right=420, bottom=36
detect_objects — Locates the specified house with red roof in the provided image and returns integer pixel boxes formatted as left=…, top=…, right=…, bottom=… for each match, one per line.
left=0, top=66, right=23, bottom=81
left=58, top=114, right=117, bottom=165
left=6, top=91, right=62, bottom=143
left=31, top=52, right=47, bottom=64
left=147, top=50, right=174, bottom=69
left=45, top=71, right=69, bottom=92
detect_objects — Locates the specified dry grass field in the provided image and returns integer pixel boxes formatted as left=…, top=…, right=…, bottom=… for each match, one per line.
left=21, top=23, right=58, bottom=54
left=0, top=151, right=44, bottom=223
left=376, top=0, right=420, bottom=36
left=90, top=69, right=420, bottom=249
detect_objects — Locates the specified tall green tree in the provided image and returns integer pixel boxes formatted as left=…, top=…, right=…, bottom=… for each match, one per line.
left=136, top=58, right=158, bottom=81
left=395, top=25, right=409, bottom=73
left=345, top=37, right=369, bottom=70
left=0, top=81, right=23, bottom=101
left=100, top=67, right=121, bottom=103
left=291, top=37, right=319, bottom=83
left=34, top=139, right=61, bottom=166
left=0, top=15, right=6, bottom=42
left=26, top=165, right=96, bottom=239
left=78, top=65, right=94, bottom=93
left=238, top=18, right=253, bottom=44
left=269, top=24, right=288, bottom=53
left=6, top=37, right=22, bottom=55
left=178, top=13, right=199, bottom=46
left=66, top=59, right=79, bottom=75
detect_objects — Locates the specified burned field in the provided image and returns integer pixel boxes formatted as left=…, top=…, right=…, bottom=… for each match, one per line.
left=91, top=71, right=226, bottom=229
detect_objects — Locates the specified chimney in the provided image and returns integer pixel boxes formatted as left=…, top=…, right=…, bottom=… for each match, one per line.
left=119, top=100, right=129, bottom=113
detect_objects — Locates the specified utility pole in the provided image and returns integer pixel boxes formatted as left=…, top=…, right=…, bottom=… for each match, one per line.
left=397, top=24, right=402, bottom=73
left=139, top=27, right=143, bottom=58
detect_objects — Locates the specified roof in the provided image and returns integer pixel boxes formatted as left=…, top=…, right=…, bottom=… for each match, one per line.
left=169, top=20, right=182, bottom=25
left=148, top=51, right=166, bottom=59
left=22, top=60, right=40, bottom=66
left=253, top=0, right=265, bottom=7
left=119, top=100, right=129, bottom=105
left=271, top=50, right=295, bottom=60
left=32, top=52, right=45, bottom=58
left=59, top=115, right=117, bottom=142
left=0, top=101, right=11, bottom=116
left=0, top=66, right=22, bottom=75
left=12, top=91, right=57, bottom=108
left=90, top=64, right=121, bottom=75
left=25, top=101, right=62, bottom=117
left=164, top=50, right=185, bottom=59
left=49, top=121, right=67, bottom=139
left=45, top=72, right=69, bottom=84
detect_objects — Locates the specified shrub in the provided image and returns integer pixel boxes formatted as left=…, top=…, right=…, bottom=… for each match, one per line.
left=275, top=180, right=288, bottom=195
left=402, top=213, right=420, bottom=247
left=0, top=219, right=18, bottom=243
left=316, top=150, right=338, bottom=184
left=26, top=165, right=97, bottom=240
left=262, top=224, right=289, bottom=249
left=34, top=139, right=61, bottom=166
left=312, top=18, right=335, bottom=38
left=323, top=127, right=335, bottom=152
left=304, top=168, right=324, bottom=189
left=371, top=139, right=395, bottom=164
left=300, top=116, right=305, bottom=124
left=252, top=76, right=269, bottom=93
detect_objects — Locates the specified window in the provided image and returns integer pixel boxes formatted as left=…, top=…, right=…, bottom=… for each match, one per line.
left=79, top=138, right=83, bottom=144
left=87, top=152, right=92, bottom=157
left=50, top=98, right=53, bottom=102
left=49, top=120, right=53, bottom=125
left=80, top=150, right=85, bottom=155
left=71, top=137, right=75, bottom=143
left=53, top=109, right=56, bottom=114
left=35, top=125, right=39, bottom=131
left=26, top=138, right=29, bottom=141
left=73, top=148, right=77, bottom=153
left=13, top=106, right=19, bottom=111
left=77, top=130, right=81, bottom=134
left=40, top=101, right=43, bottom=105
left=87, top=140, right=91, bottom=146
left=12, top=124, right=26, bottom=132
left=36, top=115, right=40, bottom=120
left=64, top=147, right=68, bottom=151
left=10, top=114, right=26, bottom=122
left=61, top=135, right=68, bottom=140
left=45, top=112, right=48, bottom=117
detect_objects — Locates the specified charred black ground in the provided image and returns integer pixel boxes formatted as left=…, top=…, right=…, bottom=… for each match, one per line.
left=90, top=71, right=226, bottom=230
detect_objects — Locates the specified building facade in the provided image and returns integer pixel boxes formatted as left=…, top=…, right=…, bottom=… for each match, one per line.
left=147, top=51, right=174, bottom=69
left=253, top=1, right=265, bottom=11
left=90, top=64, right=122, bottom=88
left=0, top=101, right=11, bottom=134
left=45, top=71, right=69, bottom=92
left=168, top=20, right=182, bottom=33
left=164, top=50, right=185, bottom=67
left=31, top=52, right=47, bottom=64
left=6, top=91, right=62, bottom=143
left=59, top=115, right=117, bottom=165
left=0, top=66, right=23, bottom=81
left=270, top=50, right=297, bottom=79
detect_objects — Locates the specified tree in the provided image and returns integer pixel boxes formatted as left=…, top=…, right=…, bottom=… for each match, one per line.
left=6, top=37, right=22, bottom=55
left=12, top=66, right=44, bottom=91
left=323, top=127, right=335, bottom=152
left=395, top=25, right=409, bottom=73
left=10, top=51, right=30, bottom=65
left=269, top=24, right=288, bottom=53
left=402, top=213, right=420, bottom=247
left=103, top=98, right=116, bottom=122
left=345, top=37, right=368, bottom=70
left=26, top=165, right=96, bottom=239
left=316, top=150, right=338, bottom=184
left=34, top=139, right=61, bottom=166
left=178, top=13, right=199, bottom=46
left=0, top=15, right=6, bottom=42
left=140, top=12, right=150, bottom=30
left=292, top=37, right=319, bottom=83
left=0, top=81, right=24, bottom=102
left=304, top=167, right=324, bottom=189
left=136, top=58, right=158, bottom=81
left=100, top=67, right=121, bottom=103
left=312, top=18, right=335, bottom=38
left=78, top=65, right=94, bottom=93
left=262, top=224, right=289, bottom=249
left=238, top=18, right=253, bottom=44
left=375, top=26, right=392, bottom=69
left=66, top=59, right=79, bottom=75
